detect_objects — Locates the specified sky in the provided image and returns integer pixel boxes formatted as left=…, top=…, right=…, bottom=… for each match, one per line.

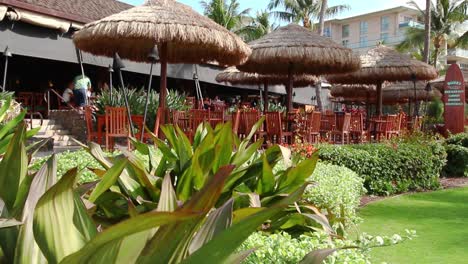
left=121, top=0, right=427, bottom=20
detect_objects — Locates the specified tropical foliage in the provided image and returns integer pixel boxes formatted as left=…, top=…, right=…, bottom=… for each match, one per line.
left=268, top=0, right=349, bottom=29
left=200, top=0, right=251, bottom=31
left=236, top=10, right=276, bottom=42
left=398, top=0, right=468, bottom=68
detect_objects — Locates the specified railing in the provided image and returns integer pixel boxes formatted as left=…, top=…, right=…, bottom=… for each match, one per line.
left=47, top=88, right=78, bottom=116
left=447, top=48, right=468, bottom=58
left=344, top=35, right=407, bottom=50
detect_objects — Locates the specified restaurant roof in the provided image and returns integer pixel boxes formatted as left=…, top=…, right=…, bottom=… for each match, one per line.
left=0, top=0, right=131, bottom=24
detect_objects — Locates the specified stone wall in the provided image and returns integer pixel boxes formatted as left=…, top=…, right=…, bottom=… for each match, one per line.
left=49, top=110, right=87, bottom=143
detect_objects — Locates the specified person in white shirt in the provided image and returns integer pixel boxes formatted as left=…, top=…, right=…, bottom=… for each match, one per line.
left=62, top=82, right=74, bottom=104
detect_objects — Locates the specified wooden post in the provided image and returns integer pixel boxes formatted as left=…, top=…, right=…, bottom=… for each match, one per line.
left=263, top=81, right=269, bottom=114
left=376, top=81, right=383, bottom=116
left=159, top=43, right=168, bottom=125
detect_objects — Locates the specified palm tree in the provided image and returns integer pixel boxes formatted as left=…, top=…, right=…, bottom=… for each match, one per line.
left=268, top=0, right=349, bottom=29
left=423, top=0, right=431, bottom=63
left=236, top=10, right=276, bottom=42
left=398, top=0, right=467, bottom=68
left=200, top=0, right=251, bottom=31
left=317, top=0, right=328, bottom=35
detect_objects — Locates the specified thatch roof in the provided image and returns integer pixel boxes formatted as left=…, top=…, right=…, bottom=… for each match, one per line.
left=332, top=81, right=441, bottom=104
left=237, top=24, right=361, bottom=75
left=327, top=45, right=438, bottom=85
left=73, top=0, right=251, bottom=65
left=215, top=67, right=318, bottom=87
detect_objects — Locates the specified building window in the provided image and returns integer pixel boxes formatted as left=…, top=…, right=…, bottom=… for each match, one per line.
left=324, top=27, right=331, bottom=37
left=360, top=21, right=368, bottom=35
left=404, top=16, right=413, bottom=22
left=360, top=36, right=368, bottom=48
left=342, top=24, right=350, bottom=38
left=381, top=16, right=390, bottom=32
left=342, top=40, right=349, bottom=47
left=381, top=33, right=389, bottom=43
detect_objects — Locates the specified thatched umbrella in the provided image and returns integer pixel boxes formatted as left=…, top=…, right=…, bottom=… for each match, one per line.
left=73, top=0, right=251, bottom=132
left=216, top=67, right=318, bottom=112
left=237, top=24, right=360, bottom=112
left=327, top=44, right=437, bottom=116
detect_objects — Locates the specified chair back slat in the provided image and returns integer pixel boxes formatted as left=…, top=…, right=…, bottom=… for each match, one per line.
left=232, top=110, right=241, bottom=134
left=190, top=109, right=210, bottom=130
left=350, top=113, right=364, bottom=133
left=105, top=107, right=129, bottom=136
left=210, top=110, right=225, bottom=127
left=320, top=114, right=335, bottom=132
left=242, top=111, right=259, bottom=135
left=307, top=111, right=321, bottom=133
left=265, top=112, right=282, bottom=136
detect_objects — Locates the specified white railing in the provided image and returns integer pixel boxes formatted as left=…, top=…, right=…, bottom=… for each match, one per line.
left=448, top=48, right=468, bottom=58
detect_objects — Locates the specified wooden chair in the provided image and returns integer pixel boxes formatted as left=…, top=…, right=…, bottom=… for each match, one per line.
left=186, top=109, right=210, bottom=140
left=304, top=111, right=321, bottom=144
left=330, top=113, right=351, bottom=144
left=388, top=114, right=403, bottom=139
left=265, top=112, right=293, bottom=144
left=172, top=110, right=189, bottom=133
left=350, top=113, right=368, bottom=143
left=105, top=106, right=131, bottom=151
left=320, top=113, right=335, bottom=142
left=242, top=110, right=263, bottom=140
left=210, top=110, right=225, bottom=128
left=232, top=110, right=241, bottom=135
left=212, top=101, right=226, bottom=112
left=85, top=106, right=102, bottom=144
left=34, top=92, right=48, bottom=117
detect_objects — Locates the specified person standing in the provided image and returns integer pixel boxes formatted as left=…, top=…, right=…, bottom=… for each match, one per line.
left=62, top=82, right=74, bottom=104
left=73, top=74, right=91, bottom=109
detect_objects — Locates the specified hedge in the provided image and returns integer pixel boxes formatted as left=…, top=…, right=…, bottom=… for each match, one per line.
left=443, top=133, right=468, bottom=177
left=319, top=141, right=446, bottom=196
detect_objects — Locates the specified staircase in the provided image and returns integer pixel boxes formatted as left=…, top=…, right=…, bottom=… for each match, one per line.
left=32, top=119, right=82, bottom=152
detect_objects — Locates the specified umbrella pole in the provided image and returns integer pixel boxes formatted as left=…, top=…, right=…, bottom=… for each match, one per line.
left=108, top=65, right=114, bottom=105
left=76, top=49, right=88, bottom=105
left=159, top=43, right=168, bottom=125
left=117, top=70, right=135, bottom=137
left=287, top=64, right=293, bottom=113
left=376, top=81, right=383, bottom=116
left=264, top=81, right=269, bottom=114
left=413, top=80, right=418, bottom=118
left=2, top=55, right=8, bottom=92
left=141, top=61, right=155, bottom=141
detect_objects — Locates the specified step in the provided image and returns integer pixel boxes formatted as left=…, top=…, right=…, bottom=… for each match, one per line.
left=30, top=119, right=54, bottom=126
left=37, top=130, right=71, bottom=137
left=38, top=124, right=64, bottom=132
left=53, top=146, right=82, bottom=153
left=53, top=140, right=81, bottom=147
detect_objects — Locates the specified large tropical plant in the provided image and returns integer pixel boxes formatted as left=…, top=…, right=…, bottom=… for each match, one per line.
left=268, top=0, right=349, bottom=29
left=200, top=0, right=251, bottom=31
left=398, top=0, right=468, bottom=68
left=0, top=120, right=334, bottom=264
left=236, top=10, right=276, bottom=42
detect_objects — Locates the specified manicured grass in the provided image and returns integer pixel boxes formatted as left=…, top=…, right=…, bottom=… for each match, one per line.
left=357, top=187, right=468, bottom=264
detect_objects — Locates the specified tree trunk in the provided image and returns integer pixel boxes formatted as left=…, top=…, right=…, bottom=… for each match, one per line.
left=423, top=0, right=431, bottom=63
left=303, top=17, right=311, bottom=29
left=318, top=0, right=328, bottom=35
left=433, top=46, right=439, bottom=69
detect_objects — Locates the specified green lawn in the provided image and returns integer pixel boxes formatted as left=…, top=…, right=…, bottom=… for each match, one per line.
left=357, top=187, right=468, bottom=264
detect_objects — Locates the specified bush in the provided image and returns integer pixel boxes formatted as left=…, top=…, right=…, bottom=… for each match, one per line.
left=319, top=140, right=446, bottom=196
left=443, top=133, right=468, bottom=177
left=445, top=133, right=468, bottom=148
left=304, top=163, right=365, bottom=224
left=239, top=232, right=370, bottom=264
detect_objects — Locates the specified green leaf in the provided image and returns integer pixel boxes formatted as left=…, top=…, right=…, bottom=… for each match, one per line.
left=0, top=121, right=27, bottom=210
left=0, top=111, right=26, bottom=140
left=278, top=152, right=319, bottom=193
left=15, top=155, right=57, bottom=264
left=0, top=97, right=12, bottom=122
left=60, top=211, right=200, bottom=263
left=213, top=123, right=233, bottom=172
left=88, top=158, right=128, bottom=203
left=0, top=218, right=22, bottom=228
left=33, top=168, right=96, bottom=264
left=299, top=247, right=358, bottom=264
left=255, top=154, right=275, bottom=195
left=157, top=174, right=178, bottom=212
left=189, top=199, right=234, bottom=254
left=137, top=165, right=235, bottom=264
left=223, top=249, right=256, bottom=264
left=182, top=184, right=309, bottom=264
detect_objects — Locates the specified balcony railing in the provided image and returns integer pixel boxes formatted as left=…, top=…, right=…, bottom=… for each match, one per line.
left=399, top=21, right=424, bottom=29
left=344, top=35, right=407, bottom=50
left=448, top=48, right=468, bottom=58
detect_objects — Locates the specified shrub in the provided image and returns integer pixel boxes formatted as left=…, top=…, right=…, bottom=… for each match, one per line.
left=304, top=163, right=365, bottom=224
left=443, top=133, right=468, bottom=177
left=240, top=231, right=416, bottom=264
left=445, top=133, right=468, bottom=148
left=319, top=140, right=446, bottom=196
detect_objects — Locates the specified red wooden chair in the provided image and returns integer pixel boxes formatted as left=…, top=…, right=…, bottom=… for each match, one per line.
left=320, top=113, right=335, bottom=142
left=304, top=111, right=321, bottom=144
left=242, top=110, right=264, bottom=140
left=210, top=110, right=225, bottom=128
left=388, top=114, right=403, bottom=139
left=105, top=106, right=131, bottom=151
left=85, top=106, right=102, bottom=144
left=330, top=113, right=351, bottom=144
left=265, top=112, right=293, bottom=144
left=232, top=110, right=241, bottom=135
left=350, top=113, right=368, bottom=143
left=186, top=109, right=210, bottom=140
